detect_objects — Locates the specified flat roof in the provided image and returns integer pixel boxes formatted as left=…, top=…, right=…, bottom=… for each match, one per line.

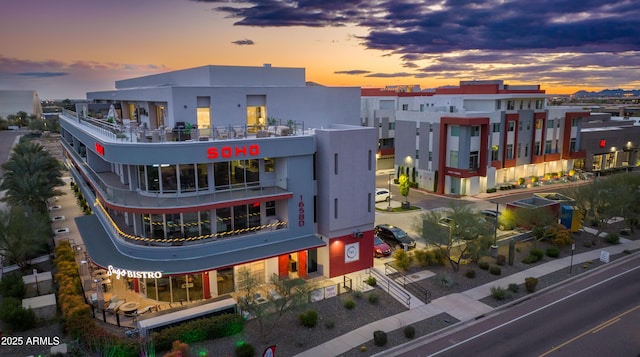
left=77, top=215, right=325, bottom=275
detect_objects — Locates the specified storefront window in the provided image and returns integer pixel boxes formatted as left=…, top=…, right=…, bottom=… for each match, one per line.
left=217, top=268, right=234, bottom=295
left=197, top=164, right=209, bottom=190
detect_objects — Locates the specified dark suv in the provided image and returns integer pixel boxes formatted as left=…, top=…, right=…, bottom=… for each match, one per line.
left=374, top=224, right=417, bottom=249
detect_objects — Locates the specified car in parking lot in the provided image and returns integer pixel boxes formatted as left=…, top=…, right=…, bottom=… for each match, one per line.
left=480, top=209, right=514, bottom=230
left=375, top=188, right=391, bottom=202
left=374, top=224, right=417, bottom=249
left=373, top=235, right=392, bottom=257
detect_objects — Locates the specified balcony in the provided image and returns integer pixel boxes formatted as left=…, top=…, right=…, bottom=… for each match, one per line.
left=61, top=109, right=309, bottom=143
left=62, top=140, right=290, bottom=211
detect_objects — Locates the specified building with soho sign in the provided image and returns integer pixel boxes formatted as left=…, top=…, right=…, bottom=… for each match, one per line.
left=59, top=64, right=377, bottom=304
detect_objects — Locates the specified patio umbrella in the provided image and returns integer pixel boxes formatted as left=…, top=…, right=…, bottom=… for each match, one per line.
left=107, top=104, right=119, bottom=123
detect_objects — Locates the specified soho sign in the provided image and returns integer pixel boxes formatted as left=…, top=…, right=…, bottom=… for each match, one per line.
left=207, top=144, right=260, bottom=159
left=106, top=265, right=163, bottom=279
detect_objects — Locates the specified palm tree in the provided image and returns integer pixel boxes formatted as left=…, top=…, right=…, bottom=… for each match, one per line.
left=0, top=207, right=51, bottom=269
left=0, top=141, right=64, bottom=214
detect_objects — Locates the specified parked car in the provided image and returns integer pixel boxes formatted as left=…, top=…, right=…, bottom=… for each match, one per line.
left=480, top=209, right=514, bottom=230
left=373, top=236, right=392, bottom=258
left=375, top=188, right=391, bottom=202
left=374, top=224, right=417, bottom=249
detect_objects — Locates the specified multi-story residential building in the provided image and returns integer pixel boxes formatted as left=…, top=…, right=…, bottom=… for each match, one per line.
left=362, top=80, right=589, bottom=196
left=59, top=64, right=376, bottom=304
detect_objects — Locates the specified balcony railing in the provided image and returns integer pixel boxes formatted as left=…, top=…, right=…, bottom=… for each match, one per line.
left=62, top=139, right=289, bottom=210
left=61, top=109, right=307, bottom=143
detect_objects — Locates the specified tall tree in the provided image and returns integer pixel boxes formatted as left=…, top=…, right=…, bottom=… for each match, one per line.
left=414, top=203, right=492, bottom=272
left=0, top=141, right=64, bottom=214
left=0, top=207, right=51, bottom=269
left=398, top=174, right=410, bottom=205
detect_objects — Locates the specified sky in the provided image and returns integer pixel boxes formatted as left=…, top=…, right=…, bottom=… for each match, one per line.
left=1, top=0, right=639, bottom=99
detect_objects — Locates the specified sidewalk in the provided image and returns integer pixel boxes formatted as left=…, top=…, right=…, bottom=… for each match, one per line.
left=294, top=229, right=640, bottom=357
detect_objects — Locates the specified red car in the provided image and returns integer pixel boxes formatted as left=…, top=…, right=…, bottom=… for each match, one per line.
left=373, top=235, right=392, bottom=258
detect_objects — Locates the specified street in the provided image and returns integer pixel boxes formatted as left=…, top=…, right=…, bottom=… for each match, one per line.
left=384, top=253, right=640, bottom=357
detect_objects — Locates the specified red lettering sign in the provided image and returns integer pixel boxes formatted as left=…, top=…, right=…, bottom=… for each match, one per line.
left=95, top=143, right=105, bottom=156
left=207, top=144, right=260, bottom=159
left=298, top=195, right=305, bottom=226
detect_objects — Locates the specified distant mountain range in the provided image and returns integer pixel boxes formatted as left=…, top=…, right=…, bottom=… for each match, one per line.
left=573, top=89, right=640, bottom=98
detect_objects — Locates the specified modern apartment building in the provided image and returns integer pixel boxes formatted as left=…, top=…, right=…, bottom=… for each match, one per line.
left=362, top=80, right=589, bottom=196
left=59, top=65, right=376, bottom=304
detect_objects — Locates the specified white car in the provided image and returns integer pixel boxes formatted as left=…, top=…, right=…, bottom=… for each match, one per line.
left=375, top=188, right=391, bottom=202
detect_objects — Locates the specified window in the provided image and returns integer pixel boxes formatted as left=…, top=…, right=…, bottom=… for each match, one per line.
left=334, top=198, right=338, bottom=219
left=547, top=119, right=554, bottom=128
left=428, top=151, right=433, bottom=161
left=469, top=151, right=479, bottom=172
left=420, top=104, right=425, bottom=112
left=526, top=121, right=530, bottom=130
left=416, top=149, right=419, bottom=159
left=508, top=121, right=515, bottom=132
left=492, top=123, right=501, bottom=132
left=506, top=144, right=514, bottom=159
left=525, top=144, right=529, bottom=157
left=517, top=143, right=522, bottom=158
left=389, top=122, right=395, bottom=130
left=471, top=126, right=480, bottom=136
left=519, top=101, right=524, bottom=110
left=450, top=150, right=458, bottom=167
left=518, top=121, right=523, bottom=131
left=334, top=153, right=338, bottom=174
left=535, top=141, right=541, bottom=155
left=569, top=138, right=576, bottom=152
left=535, top=99, right=543, bottom=109
left=402, top=104, right=408, bottom=111
left=266, top=201, right=276, bottom=216
left=545, top=140, right=552, bottom=154
left=536, top=119, right=542, bottom=129
left=368, top=193, right=372, bottom=213
left=491, top=147, right=499, bottom=161
left=572, top=118, right=579, bottom=127
left=496, top=100, right=501, bottom=110
left=368, top=150, right=372, bottom=170
left=451, top=125, right=460, bottom=137
left=527, top=100, right=532, bottom=109
left=507, top=100, right=515, bottom=110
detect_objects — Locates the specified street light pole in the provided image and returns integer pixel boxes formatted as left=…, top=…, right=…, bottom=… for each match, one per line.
left=387, top=173, right=393, bottom=211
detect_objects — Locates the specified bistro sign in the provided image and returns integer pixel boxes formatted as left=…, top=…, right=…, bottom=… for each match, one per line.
left=106, top=265, right=163, bottom=279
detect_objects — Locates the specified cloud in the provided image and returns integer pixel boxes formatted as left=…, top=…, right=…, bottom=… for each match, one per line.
left=334, top=70, right=371, bottom=75
left=18, top=72, right=68, bottom=78
left=365, top=72, right=414, bottom=78
left=232, top=39, right=255, bottom=45
left=207, top=0, right=640, bottom=89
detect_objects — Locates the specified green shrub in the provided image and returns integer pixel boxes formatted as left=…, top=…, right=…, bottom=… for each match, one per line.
left=464, top=269, right=476, bottom=279
left=486, top=187, right=497, bottom=193
left=546, top=246, right=560, bottom=258
left=489, top=266, right=502, bottom=275
left=414, top=249, right=436, bottom=267
left=368, top=292, right=379, bottom=304
left=623, top=249, right=631, bottom=254
left=583, top=240, right=593, bottom=248
left=299, top=310, right=318, bottom=328
left=530, top=249, right=545, bottom=260
left=522, top=255, right=538, bottom=264
left=235, top=342, right=255, bottom=357
left=490, top=286, right=509, bottom=301
left=0, top=273, right=26, bottom=299
left=438, top=273, right=453, bottom=288
left=605, top=233, right=620, bottom=245
left=524, top=277, right=538, bottom=293
left=344, top=299, right=356, bottom=310
left=373, top=330, right=388, bottom=346
left=154, top=313, right=245, bottom=351
left=404, top=325, right=416, bottom=339
left=393, top=249, right=413, bottom=271
left=324, top=319, right=335, bottom=329
left=353, top=289, right=363, bottom=299
left=478, top=261, right=490, bottom=270
left=365, top=276, right=377, bottom=287
left=432, top=249, right=448, bottom=266
left=495, top=255, right=506, bottom=266
left=0, top=297, right=36, bottom=331
left=508, top=283, right=520, bottom=293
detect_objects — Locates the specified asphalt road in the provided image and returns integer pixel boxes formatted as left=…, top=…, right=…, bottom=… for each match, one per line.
left=385, top=253, right=640, bottom=357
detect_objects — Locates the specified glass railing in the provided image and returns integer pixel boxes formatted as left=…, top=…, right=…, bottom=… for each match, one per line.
left=61, top=109, right=306, bottom=143
left=62, top=139, right=289, bottom=209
